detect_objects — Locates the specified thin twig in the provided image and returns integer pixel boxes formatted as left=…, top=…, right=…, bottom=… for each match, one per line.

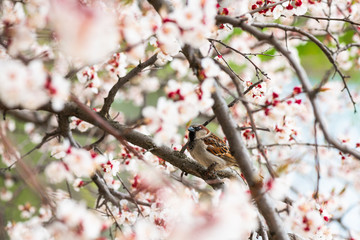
left=238, top=126, right=270, bottom=132
left=248, top=142, right=334, bottom=150
left=201, top=76, right=263, bottom=127
left=208, top=38, right=270, bottom=81
left=298, top=15, right=360, bottom=26
left=313, top=120, right=320, bottom=200
left=21, top=130, right=60, bottom=159
left=209, top=41, right=244, bottom=82
left=105, top=203, right=123, bottom=232
left=66, top=180, right=73, bottom=199
left=92, top=173, right=120, bottom=207
left=117, top=174, right=144, bottom=217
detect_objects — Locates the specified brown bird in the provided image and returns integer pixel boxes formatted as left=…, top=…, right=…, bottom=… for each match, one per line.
left=187, top=124, right=237, bottom=170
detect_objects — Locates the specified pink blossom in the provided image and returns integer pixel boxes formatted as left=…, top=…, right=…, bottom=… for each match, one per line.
left=45, top=161, right=73, bottom=183
left=55, top=199, right=105, bottom=239
left=18, top=202, right=36, bottom=219
left=201, top=57, right=221, bottom=78
left=0, top=60, right=48, bottom=109
left=7, top=23, right=35, bottom=56
left=63, top=148, right=105, bottom=178
left=7, top=218, right=51, bottom=240
left=1, top=188, right=13, bottom=201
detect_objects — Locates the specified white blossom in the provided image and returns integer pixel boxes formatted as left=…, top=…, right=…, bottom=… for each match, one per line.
left=50, top=0, right=120, bottom=64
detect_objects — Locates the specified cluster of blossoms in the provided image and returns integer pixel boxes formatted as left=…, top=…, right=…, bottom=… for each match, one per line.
left=248, top=0, right=308, bottom=19
left=70, top=116, right=95, bottom=132
left=154, top=0, right=217, bottom=54
left=285, top=195, right=333, bottom=238
left=113, top=180, right=258, bottom=240
left=45, top=141, right=106, bottom=183
left=7, top=198, right=109, bottom=240
left=142, top=72, right=215, bottom=145
left=14, top=135, right=260, bottom=239
left=0, top=60, right=70, bottom=111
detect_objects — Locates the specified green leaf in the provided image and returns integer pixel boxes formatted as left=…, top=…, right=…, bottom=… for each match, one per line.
left=297, top=41, right=332, bottom=77
left=223, top=28, right=243, bottom=43
left=258, top=48, right=277, bottom=62
left=339, top=30, right=355, bottom=45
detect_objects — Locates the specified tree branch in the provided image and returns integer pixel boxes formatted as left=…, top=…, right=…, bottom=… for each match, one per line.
left=215, top=15, right=360, bottom=161
left=209, top=38, right=270, bottom=80
left=99, top=53, right=158, bottom=117
left=211, top=82, right=289, bottom=240
left=147, top=0, right=173, bottom=13
left=248, top=21, right=355, bottom=112
left=212, top=49, right=277, bottom=178
left=297, top=15, right=360, bottom=26
left=92, top=172, right=120, bottom=207
left=36, top=100, right=239, bottom=189
left=181, top=42, right=289, bottom=239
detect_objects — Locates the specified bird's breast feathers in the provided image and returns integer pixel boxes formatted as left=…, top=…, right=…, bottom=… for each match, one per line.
left=188, top=139, right=227, bottom=167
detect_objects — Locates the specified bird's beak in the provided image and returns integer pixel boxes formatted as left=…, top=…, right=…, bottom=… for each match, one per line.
left=188, top=126, right=195, bottom=132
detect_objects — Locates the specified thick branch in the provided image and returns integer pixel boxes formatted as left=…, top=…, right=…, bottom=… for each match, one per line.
left=109, top=120, right=237, bottom=189
left=37, top=101, right=238, bottom=189
left=182, top=43, right=289, bottom=240
left=92, top=173, right=120, bottom=207
left=211, top=83, right=289, bottom=240
left=212, top=50, right=276, bottom=177
left=147, top=0, right=173, bottom=13
left=0, top=99, right=236, bottom=189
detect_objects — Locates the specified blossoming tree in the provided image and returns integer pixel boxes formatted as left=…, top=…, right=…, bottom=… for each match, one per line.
left=1, top=0, right=360, bottom=239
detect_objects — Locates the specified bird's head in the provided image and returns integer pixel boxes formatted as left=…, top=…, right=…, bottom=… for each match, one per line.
left=188, top=124, right=210, bottom=141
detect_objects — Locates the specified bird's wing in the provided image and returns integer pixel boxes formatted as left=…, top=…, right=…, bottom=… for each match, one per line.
left=203, top=134, right=234, bottom=160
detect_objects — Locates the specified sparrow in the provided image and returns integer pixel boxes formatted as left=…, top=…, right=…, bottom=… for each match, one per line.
left=187, top=124, right=237, bottom=170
